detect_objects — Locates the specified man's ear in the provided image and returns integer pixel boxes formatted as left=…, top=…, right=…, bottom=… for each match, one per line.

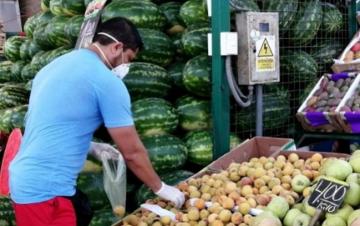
left=112, top=42, right=124, bottom=55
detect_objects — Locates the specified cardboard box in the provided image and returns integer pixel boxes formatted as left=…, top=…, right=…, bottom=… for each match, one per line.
left=296, top=73, right=357, bottom=133
left=332, top=31, right=360, bottom=73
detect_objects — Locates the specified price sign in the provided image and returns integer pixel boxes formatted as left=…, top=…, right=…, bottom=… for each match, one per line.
left=308, top=178, right=348, bottom=213
left=75, top=0, right=108, bottom=49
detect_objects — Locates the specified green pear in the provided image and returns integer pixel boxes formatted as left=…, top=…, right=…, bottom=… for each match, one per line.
left=348, top=209, right=360, bottom=225
left=293, top=203, right=304, bottom=212
left=303, top=197, right=317, bottom=217
left=346, top=173, right=360, bottom=185
left=265, top=196, right=289, bottom=219
left=325, top=204, right=353, bottom=221
left=322, top=159, right=353, bottom=181
left=284, top=209, right=302, bottom=226
left=350, top=217, right=360, bottom=226
left=293, top=213, right=311, bottom=226
left=322, top=216, right=346, bottom=226
left=350, top=156, right=360, bottom=173
left=344, top=182, right=360, bottom=207
left=251, top=211, right=281, bottom=226
left=351, top=150, right=360, bottom=157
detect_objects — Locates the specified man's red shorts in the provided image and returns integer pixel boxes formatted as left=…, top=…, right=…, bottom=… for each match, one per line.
left=13, top=196, right=76, bottom=226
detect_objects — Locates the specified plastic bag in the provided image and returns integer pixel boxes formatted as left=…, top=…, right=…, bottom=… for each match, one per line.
left=101, top=150, right=127, bottom=218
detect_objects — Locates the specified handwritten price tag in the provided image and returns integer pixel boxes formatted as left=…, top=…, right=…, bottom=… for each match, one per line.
left=308, top=178, right=348, bottom=213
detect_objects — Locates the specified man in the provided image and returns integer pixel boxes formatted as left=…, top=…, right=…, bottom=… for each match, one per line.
left=9, top=17, right=185, bottom=226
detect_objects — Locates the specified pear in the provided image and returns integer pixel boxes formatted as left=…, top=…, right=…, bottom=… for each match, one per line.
left=325, top=204, right=353, bottom=221
left=251, top=211, right=281, bottom=226
left=265, top=196, right=289, bottom=219
left=322, top=216, right=346, bottom=226
left=348, top=209, right=360, bottom=225
left=284, top=208, right=302, bottom=226
left=321, top=159, right=352, bottom=181
left=344, top=182, right=360, bottom=207
left=293, top=213, right=311, bottom=226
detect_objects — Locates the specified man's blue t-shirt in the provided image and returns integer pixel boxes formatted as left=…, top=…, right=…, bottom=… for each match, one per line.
left=9, top=49, right=133, bottom=204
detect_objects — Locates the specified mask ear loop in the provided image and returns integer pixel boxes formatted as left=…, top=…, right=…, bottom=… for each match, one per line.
left=93, top=43, right=114, bottom=69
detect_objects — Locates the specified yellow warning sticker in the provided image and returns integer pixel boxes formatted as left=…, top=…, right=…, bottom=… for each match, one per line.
left=258, top=38, right=273, bottom=57
left=256, top=58, right=275, bottom=71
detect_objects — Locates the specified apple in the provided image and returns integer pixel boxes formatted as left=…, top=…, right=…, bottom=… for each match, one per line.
left=265, top=196, right=289, bottom=219
left=303, top=197, right=316, bottom=217
left=346, top=173, right=360, bottom=185
left=283, top=208, right=302, bottom=226
left=252, top=211, right=281, bottom=226
left=322, top=216, right=346, bottom=226
left=351, top=43, right=360, bottom=52
left=325, top=204, right=353, bottom=221
left=350, top=156, right=360, bottom=173
left=344, top=182, right=360, bottom=207
left=322, top=159, right=352, bottom=181
left=293, top=203, right=304, bottom=212
left=291, top=174, right=311, bottom=193
left=348, top=209, right=360, bottom=225
left=293, top=213, right=311, bottom=226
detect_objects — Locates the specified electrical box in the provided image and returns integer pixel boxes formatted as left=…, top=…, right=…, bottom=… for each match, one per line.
left=236, top=12, right=280, bottom=85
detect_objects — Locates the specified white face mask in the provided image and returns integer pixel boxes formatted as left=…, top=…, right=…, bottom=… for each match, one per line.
left=93, top=32, right=131, bottom=79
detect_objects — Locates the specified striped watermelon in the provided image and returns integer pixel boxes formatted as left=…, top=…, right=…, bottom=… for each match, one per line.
left=64, top=15, right=84, bottom=42
left=45, top=16, right=73, bottom=48
left=182, top=27, right=209, bottom=56
left=24, top=14, right=40, bottom=38
left=310, top=40, right=343, bottom=70
left=321, top=2, right=343, bottom=34
left=30, top=50, right=47, bottom=70
left=46, top=46, right=72, bottom=65
left=142, top=134, right=188, bottom=172
left=0, top=105, right=28, bottom=133
left=159, top=2, right=185, bottom=35
left=19, top=39, right=41, bottom=61
left=21, top=64, right=39, bottom=82
left=50, top=0, right=85, bottom=16
left=0, top=61, right=13, bottom=83
left=176, top=95, right=211, bottom=132
left=136, top=29, right=175, bottom=67
left=11, top=61, right=27, bottom=82
left=183, top=55, right=211, bottom=97
left=168, top=61, right=186, bottom=90
left=102, top=0, right=166, bottom=30
left=135, top=170, right=193, bottom=205
left=264, top=0, right=298, bottom=32
left=230, top=0, right=259, bottom=12
left=0, top=84, right=29, bottom=110
left=41, top=0, right=50, bottom=11
left=132, top=98, right=178, bottom=137
left=281, top=50, right=318, bottom=82
left=171, top=32, right=185, bottom=55
left=0, top=197, right=15, bottom=226
left=123, top=62, right=171, bottom=100
left=4, top=36, right=26, bottom=62
left=179, top=0, right=208, bottom=27
left=185, top=131, right=241, bottom=166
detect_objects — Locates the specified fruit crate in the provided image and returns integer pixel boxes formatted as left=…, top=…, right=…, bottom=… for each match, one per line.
left=332, top=31, right=360, bottom=73
left=336, top=73, right=360, bottom=133
left=296, top=73, right=358, bottom=133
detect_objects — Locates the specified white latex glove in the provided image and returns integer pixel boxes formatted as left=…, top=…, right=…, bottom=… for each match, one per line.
left=89, top=142, right=119, bottom=161
left=155, top=182, right=185, bottom=209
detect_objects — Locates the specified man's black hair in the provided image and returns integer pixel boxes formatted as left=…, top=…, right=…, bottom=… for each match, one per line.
left=93, top=17, right=143, bottom=51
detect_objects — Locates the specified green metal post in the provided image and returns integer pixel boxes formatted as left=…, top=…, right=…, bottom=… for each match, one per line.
left=349, top=0, right=358, bottom=39
left=211, top=0, right=230, bottom=160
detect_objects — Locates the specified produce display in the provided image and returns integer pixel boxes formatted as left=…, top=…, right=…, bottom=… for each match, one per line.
left=342, top=85, right=360, bottom=112
left=119, top=151, right=360, bottom=226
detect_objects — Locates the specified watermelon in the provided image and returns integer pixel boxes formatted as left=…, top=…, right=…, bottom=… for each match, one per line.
left=0, top=105, right=28, bottom=133
left=4, top=36, right=26, bottom=62
left=46, top=46, right=72, bottom=64
left=123, top=62, right=171, bottom=100
left=41, top=0, right=50, bottom=11
left=183, top=55, right=211, bottom=97
left=281, top=50, right=318, bottom=82
left=45, top=16, right=73, bottom=48
left=168, top=61, right=186, bottom=89
left=170, top=32, right=185, bottom=55
left=136, top=29, right=175, bottom=67
left=0, top=61, right=13, bottom=83
left=0, top=84, right=29, bottom=110
left=132, top=98, right=178, bottom=137
left=102, top=0, right=167, bottom=30
left=310, top=40, right=343, bottom=70
left=184, top=130, right=212, bottom=165
left=11, top=61, right=27, bottom=82
left=24, top=14, right=40, bottom=38
left=235, top=85, right=291, bottom=131
left=30, top=50, right=46, bottom=70
left=90, top=209, right=117, bottom=226
left=0, top=197, right=15, bottom=226
left=290, top=0, right=322, bottom=45
left=321, top=2, right=343, bottom=34
left=135, top=170, right=193, bottom=205
left=50, top=0, right=85, bottom=16
left=176, top=95, right=211, bottom=132
left=264, top=0, right=298, bottom=32
left=181, top=27, right=209, bottom=56
left=19, top=39, right=41, bottom=61
left=159, top=1, right=185, bottom=34
left=230, top=0, right=259, bottom=12
left=25, top=80, right=33, bottom=92
left=64, top=15, right=84, bottom=41
left=33, top=26, right=53, bottom=50
left=21, top=64, right=39, bottom=82
left=77, top=172, right=111, bottom=210
left=142, top=134, right=188, bottom=172
left=179, top=0, right=209, bottom=27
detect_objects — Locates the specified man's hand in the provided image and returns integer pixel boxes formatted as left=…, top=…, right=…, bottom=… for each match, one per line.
left=155, top=182, right=185, bottom=208
left=89, top=142, right=119, bottom=161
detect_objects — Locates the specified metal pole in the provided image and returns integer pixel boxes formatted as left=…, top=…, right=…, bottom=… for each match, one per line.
left=211, top=0, right=230, bottom=160
left=256, top=85, right=263, bottom=136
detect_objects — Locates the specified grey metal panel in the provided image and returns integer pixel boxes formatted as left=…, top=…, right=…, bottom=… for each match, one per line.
left=0, top=0, right=22, bottom=32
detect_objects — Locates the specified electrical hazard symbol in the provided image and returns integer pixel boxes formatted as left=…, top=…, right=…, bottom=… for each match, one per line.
left=258, top=38, right=273, bottom=57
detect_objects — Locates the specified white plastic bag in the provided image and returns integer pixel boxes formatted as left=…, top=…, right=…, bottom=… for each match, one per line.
left=100, top=149, right=127, bottom=218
